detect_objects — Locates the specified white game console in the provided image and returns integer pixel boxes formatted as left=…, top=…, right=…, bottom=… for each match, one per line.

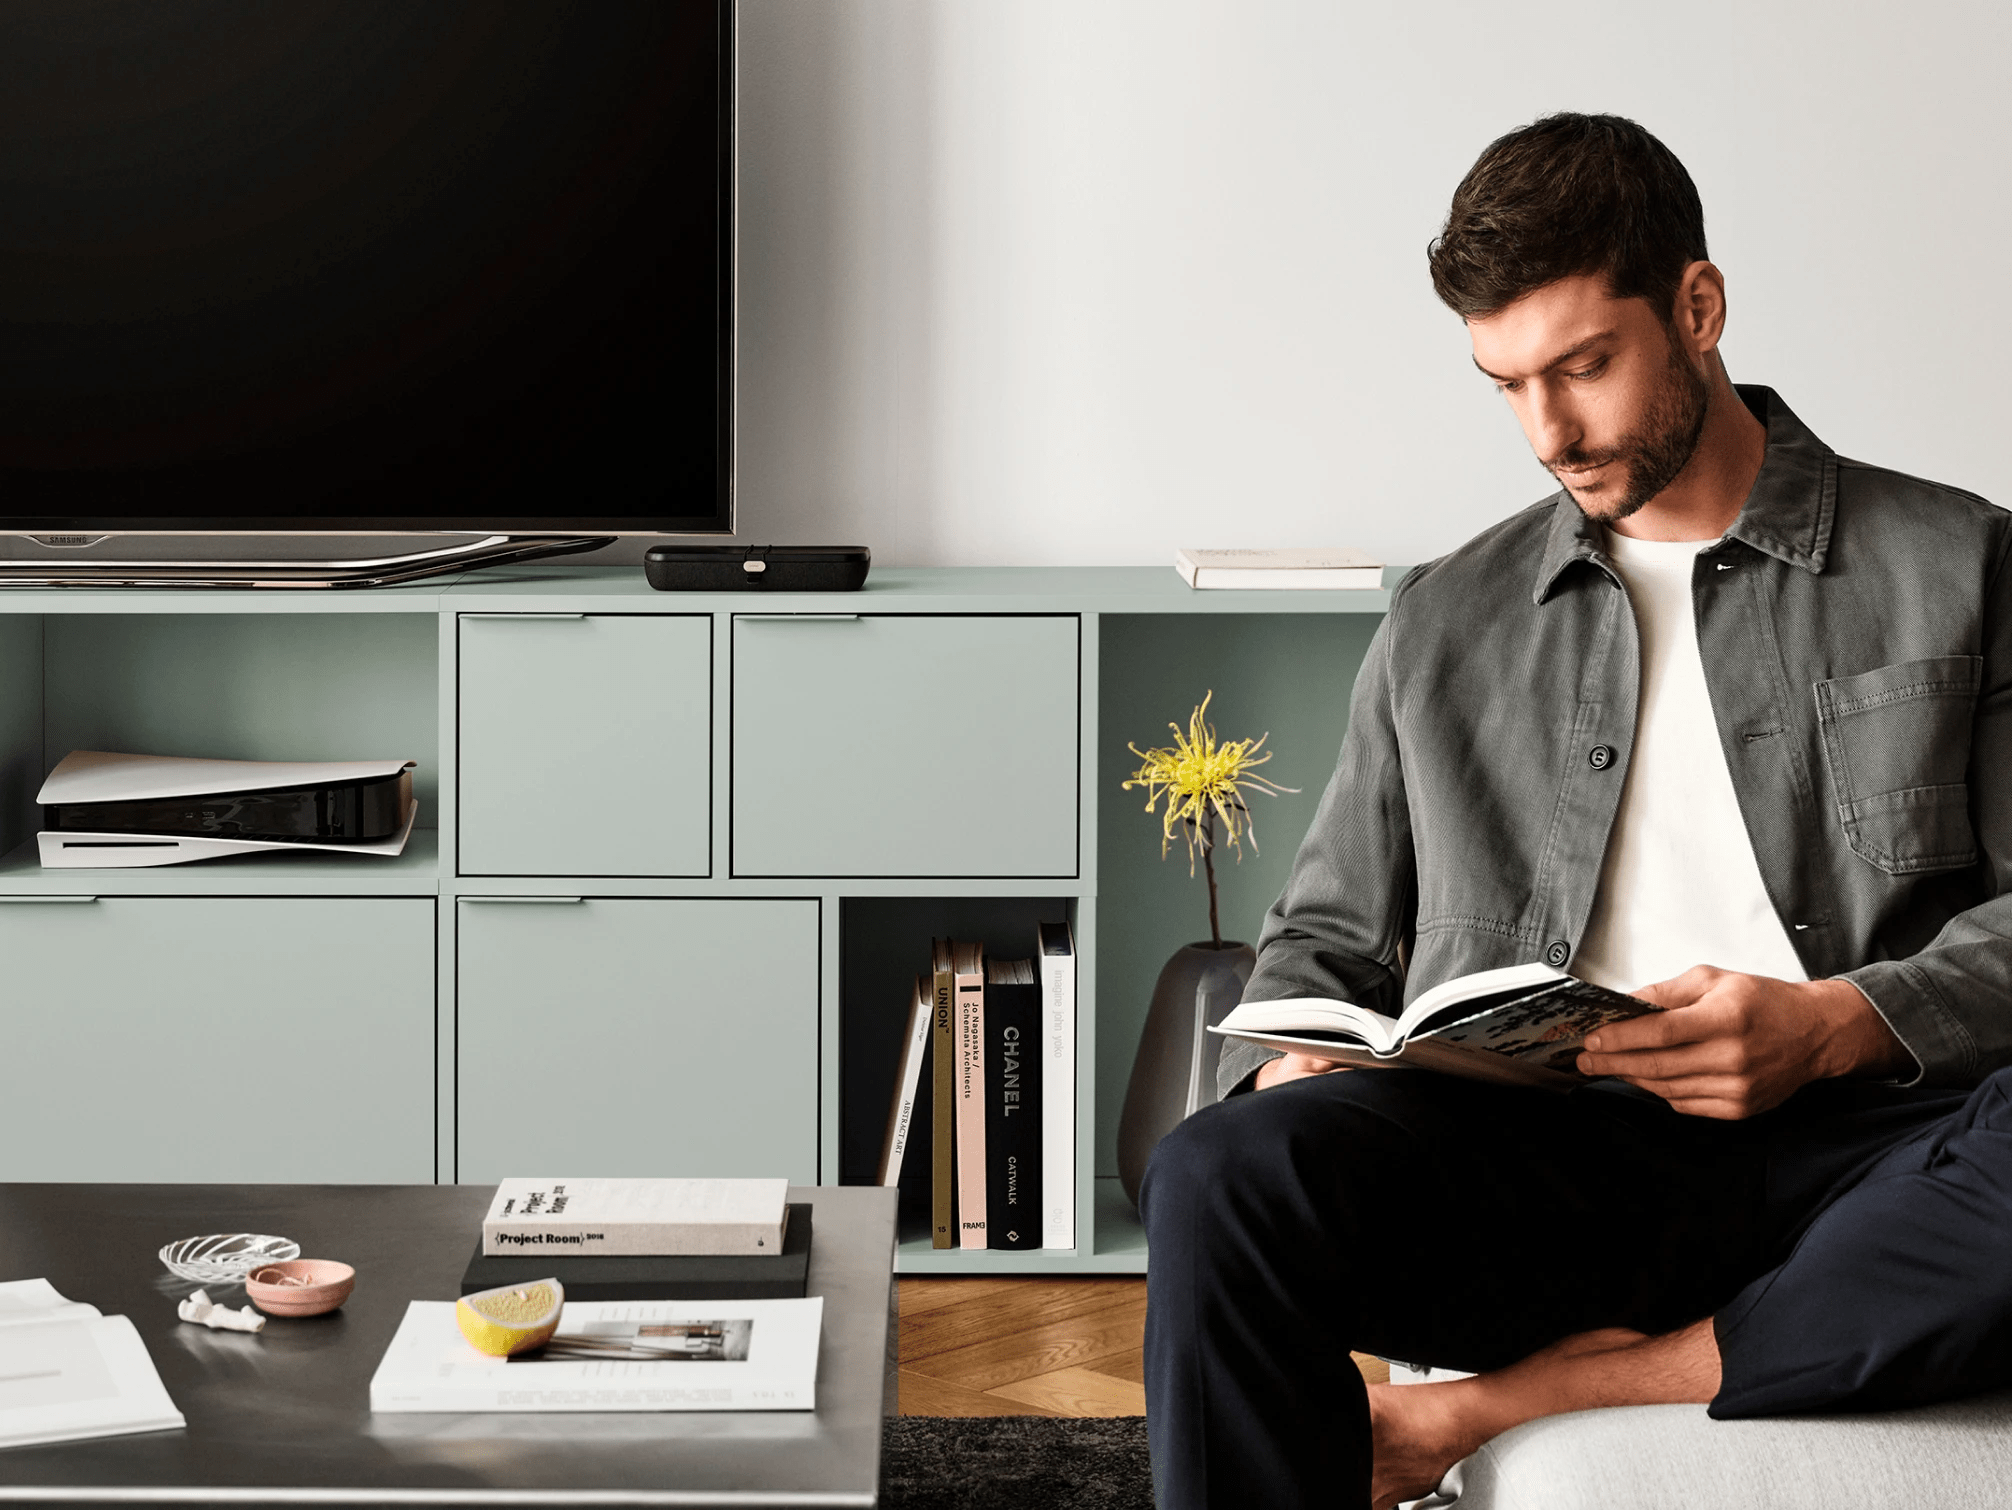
left=37, top=751, right=419, bottom=869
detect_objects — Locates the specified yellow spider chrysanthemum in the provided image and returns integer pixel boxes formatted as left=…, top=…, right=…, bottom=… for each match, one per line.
left=1123, top=691, right=1295, bottom=876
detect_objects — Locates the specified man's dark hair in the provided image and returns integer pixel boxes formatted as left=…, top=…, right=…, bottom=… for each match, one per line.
left=1428, top=113, right=1708, bottom=321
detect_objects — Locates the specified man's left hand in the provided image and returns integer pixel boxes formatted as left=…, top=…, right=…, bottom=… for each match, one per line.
left=1575, top=966, right=1913, bottom=1120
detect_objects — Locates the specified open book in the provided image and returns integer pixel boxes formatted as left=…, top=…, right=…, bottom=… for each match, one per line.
left=0, top=1278, right=185, bottom=1449
left=1210, top=962, right=1655, bottom=1090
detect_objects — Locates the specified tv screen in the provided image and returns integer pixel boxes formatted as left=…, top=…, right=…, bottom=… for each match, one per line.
left=0, top=0, right=731, bottom=537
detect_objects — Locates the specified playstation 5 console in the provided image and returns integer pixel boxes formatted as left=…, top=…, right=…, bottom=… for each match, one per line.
left=38, top=751, right=419, bottom=869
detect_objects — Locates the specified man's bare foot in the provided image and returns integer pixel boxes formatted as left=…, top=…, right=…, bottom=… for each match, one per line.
left=1365, top=1328, right=1657, bottom=1509
left=1366, top=1379, right=1469, bottom=1510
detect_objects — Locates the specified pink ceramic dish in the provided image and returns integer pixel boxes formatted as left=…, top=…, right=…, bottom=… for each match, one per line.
left=244, top=1259, right=356, bottom=1317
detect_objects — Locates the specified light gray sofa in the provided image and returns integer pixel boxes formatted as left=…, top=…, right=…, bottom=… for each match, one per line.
left=1413, top=1394, right=2012, bottom=1508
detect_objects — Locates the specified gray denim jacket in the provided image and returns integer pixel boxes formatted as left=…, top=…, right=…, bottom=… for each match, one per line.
left=1222, top=386, right=2012, bottom=1096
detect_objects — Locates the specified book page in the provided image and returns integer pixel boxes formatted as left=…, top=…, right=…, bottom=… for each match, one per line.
left=0, top=1278, right=99, bottom=1328
left=1392, top=961, right=1568, bottom=1038
left=0, top=1315, right=184, bottom=1449
left=1211, top=998, right=1403, bottom=1053
left=1422, top=979, right=1653, bottom=1071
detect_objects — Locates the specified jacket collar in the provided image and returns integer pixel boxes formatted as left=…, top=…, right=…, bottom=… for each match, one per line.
left=1532, top=384, right=1838, bottom=604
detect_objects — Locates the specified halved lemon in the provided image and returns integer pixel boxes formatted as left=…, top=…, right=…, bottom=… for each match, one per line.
left=455, top=1278, right=564, bottom=1357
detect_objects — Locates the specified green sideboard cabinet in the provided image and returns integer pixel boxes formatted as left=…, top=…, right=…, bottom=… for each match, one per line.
left=0, top=566, right=1389, bottom=1271
left=0, top=896, right=434, bottom=1182
left=731, top=613, right=1080, bottom=878
left=455, top=895, right=819, bottom=1185
left=458, top=612, right=712, bottom=878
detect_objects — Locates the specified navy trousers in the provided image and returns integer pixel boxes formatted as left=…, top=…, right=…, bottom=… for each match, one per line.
left=1140, top=1066, right=2012, bottom=1510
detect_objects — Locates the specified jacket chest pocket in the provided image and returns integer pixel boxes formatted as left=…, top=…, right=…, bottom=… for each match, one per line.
left=1814, top=655, right=1980, bottom=875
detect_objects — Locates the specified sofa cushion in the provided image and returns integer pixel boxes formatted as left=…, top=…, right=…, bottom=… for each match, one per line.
left=1417, top=1393, right=2012, bottom=1509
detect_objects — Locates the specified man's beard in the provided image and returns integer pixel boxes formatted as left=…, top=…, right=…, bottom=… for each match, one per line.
left=1549, top=334, right=1712, bottom=523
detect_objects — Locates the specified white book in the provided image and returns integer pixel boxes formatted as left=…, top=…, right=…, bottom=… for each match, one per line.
left=1037, top=920, right=1076, bottom=1249
left=0, top=1282, right=184, bottom=1450
left=1174, top=547, right=1384, bottom=591
left=876, top=975, right=933, bottom=1186
left=482, top=1177, right=790, bottom=1257
left=369, top=1297, right=822, bottom=1412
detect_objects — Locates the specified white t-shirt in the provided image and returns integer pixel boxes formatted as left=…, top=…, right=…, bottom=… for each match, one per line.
left=1572, top=531, right=1806, bottom=993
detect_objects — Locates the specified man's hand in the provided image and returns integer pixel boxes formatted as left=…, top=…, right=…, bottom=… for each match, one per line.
left=1255, top=1052, right=1353, bottom=1091
left=1575, top=965, right=1913, bottom=1119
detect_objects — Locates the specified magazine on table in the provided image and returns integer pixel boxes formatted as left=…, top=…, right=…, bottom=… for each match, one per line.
left=369, top=1296, right=823, bottom=1412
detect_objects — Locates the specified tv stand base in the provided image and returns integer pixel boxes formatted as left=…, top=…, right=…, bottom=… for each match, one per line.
left=0, top=535, right=611, bottom=589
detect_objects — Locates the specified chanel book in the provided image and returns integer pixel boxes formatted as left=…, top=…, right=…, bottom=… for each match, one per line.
left=1211, top=963, right=1653, bottom=1090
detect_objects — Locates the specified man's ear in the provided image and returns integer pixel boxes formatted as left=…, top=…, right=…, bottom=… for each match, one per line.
left=1671, top=260, right=1728, bottom=358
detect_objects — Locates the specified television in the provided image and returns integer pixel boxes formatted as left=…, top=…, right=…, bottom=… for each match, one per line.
left=0, top=0, right=732, bottom=586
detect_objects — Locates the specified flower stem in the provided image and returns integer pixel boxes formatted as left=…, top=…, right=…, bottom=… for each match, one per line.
left=1202, top=809, right=1221, bottom=949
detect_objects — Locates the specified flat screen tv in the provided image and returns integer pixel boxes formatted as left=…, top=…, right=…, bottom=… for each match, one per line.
left=0, top=0, right=731, bottom=584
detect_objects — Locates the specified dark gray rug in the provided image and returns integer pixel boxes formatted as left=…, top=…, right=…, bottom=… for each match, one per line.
left=881, top=1415, right=1153, bottom=1509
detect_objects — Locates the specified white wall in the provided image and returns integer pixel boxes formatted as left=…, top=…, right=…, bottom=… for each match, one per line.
left=724, top=0, right=2012, bottom=568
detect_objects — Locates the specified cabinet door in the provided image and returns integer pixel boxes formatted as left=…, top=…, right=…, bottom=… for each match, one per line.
left=0, top=897, right=434, bottom=1182
left=456, top=898, right=818, bottom=1184
left=732, top=614, right=1080, bottom=876
left=458, top=614, right=711, bottom=877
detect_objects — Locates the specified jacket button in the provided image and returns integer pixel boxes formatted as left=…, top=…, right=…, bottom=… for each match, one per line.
left=1545, top=940, right=1570, bottom=967
left=1588, top=744, right=1614, bottom=770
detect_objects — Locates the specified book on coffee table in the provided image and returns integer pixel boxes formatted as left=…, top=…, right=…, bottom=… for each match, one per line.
left=369, top=1296, right=823, bottom=1412
left=0, top=1279, right=184, bottom=1448
left=481, top=1177, right=789, bottom=1256
left=460, top=1204, right=812, bottom=1300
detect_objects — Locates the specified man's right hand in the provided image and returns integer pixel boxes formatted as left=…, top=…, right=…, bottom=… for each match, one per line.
left=1254, top=1052, right=1352, bottom=1090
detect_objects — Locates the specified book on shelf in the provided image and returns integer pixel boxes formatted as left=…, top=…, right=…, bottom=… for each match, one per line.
left=984, top=957, right=1042, bottom=1250
left=1174, top=547, right=1384, bottom=591
left=0, top=1278, right=184, bottom=1449
left=461, top=1205, right=812, bottom=1301
left=876, top=974, right=933, bottom=1187
left=929, top=939, right=957, bottom=1250
left=481, top=1177, right=790, bottom=1257
left=1210, top=962, right=1654, bottom=1090
left=952, top=940, right=988, bottom=1250
left=370, top=1296, right=823, bottom=1412
left=1038, top=920, right=1076, bottom=1248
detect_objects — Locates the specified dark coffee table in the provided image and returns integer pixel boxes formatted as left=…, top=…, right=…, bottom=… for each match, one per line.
left=0, top=1183, right=897, bottom=1506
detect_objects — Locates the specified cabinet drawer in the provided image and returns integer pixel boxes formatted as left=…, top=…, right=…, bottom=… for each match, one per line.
left=0, top=897, right=434, bottom=1182
left=732, top=615, right=1079, bottom=876
left=458, top=614, right=711, bottom=877
left=455, top=897, right=818, bottom=1184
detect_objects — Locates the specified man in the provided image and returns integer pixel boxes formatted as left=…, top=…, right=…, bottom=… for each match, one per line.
left=1140, top=113, right=2012, bottom=1510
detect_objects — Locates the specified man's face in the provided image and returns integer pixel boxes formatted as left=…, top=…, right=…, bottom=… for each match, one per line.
left=1467, top=272, right=1711, bottom=524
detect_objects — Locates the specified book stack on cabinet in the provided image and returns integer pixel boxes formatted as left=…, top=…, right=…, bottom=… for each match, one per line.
left=875, top=925, right=1076, bottom=1251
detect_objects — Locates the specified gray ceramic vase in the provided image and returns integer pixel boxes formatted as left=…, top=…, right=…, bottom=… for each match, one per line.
left=1116, top=940, right=1257, bottom=1208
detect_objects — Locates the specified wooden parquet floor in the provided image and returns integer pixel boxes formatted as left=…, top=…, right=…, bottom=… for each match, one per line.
left=897, top=1277, right=1388, bottom=1417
